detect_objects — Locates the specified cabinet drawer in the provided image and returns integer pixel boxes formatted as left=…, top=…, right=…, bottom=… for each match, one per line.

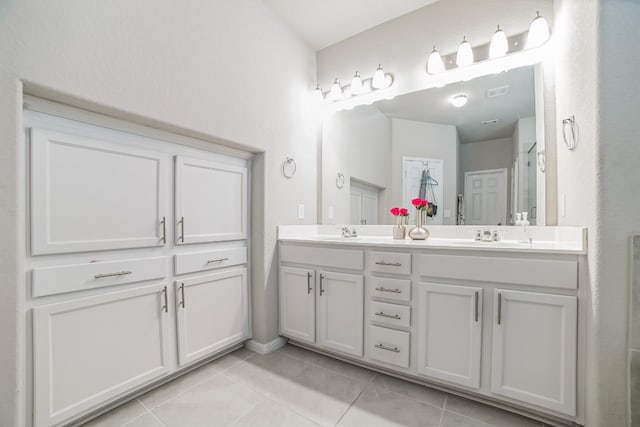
left=370, top=301, right=411, bottom=328
left=175, top=247, right=247, bottom=275
left=368, top=276, right=411, bottom=302
left=368, top=251, right=411, bottom=275
left=418, top=254, right=577, bottom=289
left=280, top=244, right=363, bottom=270
left=369, top=325, right=410, bottom=368
left=32, top=257, right=169, bottom=297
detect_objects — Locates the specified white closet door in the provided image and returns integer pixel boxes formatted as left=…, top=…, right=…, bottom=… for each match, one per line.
left=32, top=284, right=172, bottom=427
left=175, top=269, right=249, bottom=365
left=175, top=156, right=247, bottom=244
left=30, top=128, right=168, bottom=255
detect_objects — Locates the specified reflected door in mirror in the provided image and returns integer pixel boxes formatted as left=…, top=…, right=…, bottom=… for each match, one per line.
left=464, top=169, right=507, bottom=225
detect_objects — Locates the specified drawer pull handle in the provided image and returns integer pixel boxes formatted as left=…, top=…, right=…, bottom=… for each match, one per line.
left=319, top=274, right=325, bottom=296
left=178, top=216, right=185, bottom=242
left=375, top=311, right=401, bottom=320
left=474, top=291, right=479, bottom=322
left=375, top=261, right=402, bottom=267
left=307, top=272, right=312, bottom=294
left=375, top=287, right=402, bottom=294
left=375, top=343, right=400, bottom=353
left=161, top=286, right=168, bottom=313
left=207, top=257, right=229, bottom=264
left=179, top=283, right=185, bottom=308
left=94, top=271, right=132, bottom=279
left=160, top=216, right=167, bottom=244
left=497, top=292, right=502, bottom=325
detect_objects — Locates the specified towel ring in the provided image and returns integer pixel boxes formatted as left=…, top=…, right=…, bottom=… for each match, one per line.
left=281, top=157, right=296, bottom=179
left=336, top=172, right=345, bottom=189
left=562, top=115, right=578, bottom=150
left=537, top=149, right=546, bottom=173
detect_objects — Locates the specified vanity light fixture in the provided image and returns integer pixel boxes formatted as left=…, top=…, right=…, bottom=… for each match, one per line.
left=313, top=84, right=324, bottom=101
left=456, top=36, right=474, bottom=67
left=489, top=25, right=509, bottom=59
left=427, top=46, right=445, bottom=74
left=328, top=78, right=343, bottom=101
left=526, top=11, right=550, bottom=49
left=451, top=94, right=468, bottom=108
left=351, top=71, right=363, bottom=95
left=372, top=64, right=388, bottom=89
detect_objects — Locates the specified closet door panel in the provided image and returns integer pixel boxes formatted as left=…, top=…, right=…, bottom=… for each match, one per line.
left=30, top=128, right=168, bottom=255
left=175, top=156, right=248, bottom=244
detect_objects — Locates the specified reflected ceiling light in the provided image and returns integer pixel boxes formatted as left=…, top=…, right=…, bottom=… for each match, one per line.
left=329, top=78, right=342, bottom=101
left=313, top=84, right=324, bottom=101
left=350, top=71, right=363, bottom=95
left=526, top=11, right=550, bottom=48
left=456, top=36, right=474, bottom=67
left=489, top=25, right=509, bottom=59
left=451, top=94, right=468, bottom=108
left=427, top=46, right=445, bottom=74
left=372, top=64, right=387, bottom=89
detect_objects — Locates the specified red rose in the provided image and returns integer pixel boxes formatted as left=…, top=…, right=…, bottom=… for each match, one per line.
left=390, top=207, right=400, bottom=216
left=399, top=208, right=408, bottom=216
left=411, top=198, right=422, bottom=207
left=420, top=199, right=428, bottom=207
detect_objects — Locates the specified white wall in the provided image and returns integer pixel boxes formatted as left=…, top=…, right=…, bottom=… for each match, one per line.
left=321, top=106, right=390, bottom=224
left=0, top=1, right=318, bottom=425
left=390, top=118, right=458, bottom=225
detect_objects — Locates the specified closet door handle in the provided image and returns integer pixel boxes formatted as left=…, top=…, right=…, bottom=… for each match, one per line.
left=474, top=291, right=479, bottom=322
left=178, top=216, right=185, bottom=242
left=319, top=274, right=325, bottom=296
left=497, top=293, right=502, bottom=325
left=160, top=216, right=167, bottom=244
left=161, top=286, right=168, bottom=313
left=179, top=283, right=185, bottom=308
left=307, top=272, right=312, bottom=294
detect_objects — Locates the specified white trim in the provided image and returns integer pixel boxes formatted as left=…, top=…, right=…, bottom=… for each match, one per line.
left=245, top=337, right=287, bottom=355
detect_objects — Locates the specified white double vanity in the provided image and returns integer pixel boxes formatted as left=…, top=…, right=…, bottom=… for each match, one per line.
left=278, top=225, right=587, bottom=425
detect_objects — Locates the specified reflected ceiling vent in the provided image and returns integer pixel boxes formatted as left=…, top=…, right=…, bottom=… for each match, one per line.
left=481, top=119, right=498, bottom=125
left=487, top=85, right=509, bottom=98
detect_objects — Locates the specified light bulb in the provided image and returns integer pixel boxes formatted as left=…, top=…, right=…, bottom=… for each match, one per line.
left=489, top=25, right=509, bottom=59
left=526, top=11, right=550, bottom=49
left=313, top=84, right=324, bottom=102
left=451, top=94, right=468, bottom=108
left=372, top=64, right=386, bottom=89
left=351, top=71, right=363, bottom=95
left=456, top=36, right=474, bottom=67
left=427, top=46, right=445, bottom=74
left=329, top=78, right=342, bottom=101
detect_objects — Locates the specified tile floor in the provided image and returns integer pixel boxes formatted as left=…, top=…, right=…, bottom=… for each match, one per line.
left=81, top=344, right=554, bottom=427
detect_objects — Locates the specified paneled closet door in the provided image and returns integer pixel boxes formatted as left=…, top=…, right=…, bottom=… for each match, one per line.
left=174, top=156, right=248, bottom=244
left=30, top=128, right=168, bottom=255
left=175, top=268, right=249, bottom=366
left=32, top=284, right=172, bottom=427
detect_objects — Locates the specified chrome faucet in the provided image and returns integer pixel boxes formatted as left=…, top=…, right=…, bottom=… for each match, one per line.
left=340, top=227, right=358, bottom=238
left=492, top=230, right=500, bottom=242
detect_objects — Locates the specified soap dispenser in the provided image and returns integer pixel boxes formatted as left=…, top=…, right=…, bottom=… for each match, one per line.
left=519, top=212, right=531, bottom=243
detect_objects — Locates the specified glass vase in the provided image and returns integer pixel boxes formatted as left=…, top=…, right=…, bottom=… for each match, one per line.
left=409, top=210, right=430, bottom=240
left=392, top=216, right=406, bottom=239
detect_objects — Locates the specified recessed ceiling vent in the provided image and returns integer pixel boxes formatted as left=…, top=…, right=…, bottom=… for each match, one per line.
left=481, top=119, right=498, bottom=125
left=487, top=85, right=509, bottom=98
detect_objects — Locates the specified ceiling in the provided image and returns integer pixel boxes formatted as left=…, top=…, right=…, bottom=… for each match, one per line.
left=263, top=0, right=440, bottom=50
left=375, top=66, right=535, bottom=143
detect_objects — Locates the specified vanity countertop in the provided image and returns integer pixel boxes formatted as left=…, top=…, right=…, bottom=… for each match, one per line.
left=278, top=225, right=587, bottom=255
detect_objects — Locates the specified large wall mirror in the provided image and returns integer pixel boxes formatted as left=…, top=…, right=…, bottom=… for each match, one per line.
left=321, top=64, right=546, bottom=226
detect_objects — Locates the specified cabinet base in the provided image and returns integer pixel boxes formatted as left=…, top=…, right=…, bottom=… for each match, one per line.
left=245, top=337, right=287, bottom=355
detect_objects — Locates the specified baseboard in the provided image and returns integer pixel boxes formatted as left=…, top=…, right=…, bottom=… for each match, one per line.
left=245, top=337, right=287, bottom=355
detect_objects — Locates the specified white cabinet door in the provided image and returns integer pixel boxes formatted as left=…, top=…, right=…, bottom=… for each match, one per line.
left=174, top=156, right=247, bottom=244
left=176, top=269, right=249, bottom=365
left=317, top=271, right=364, bottom=357
left=279, top=266, right=316, bottom=344
left=491, top=289, right=577, bottom=415
left=417, top=283, right=483, bottom=389
left=32, top=284, right=172, bottom=427
left=30, top=128, right=168, bottom=255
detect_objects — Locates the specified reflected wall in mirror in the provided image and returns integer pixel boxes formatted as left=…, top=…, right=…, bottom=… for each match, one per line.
left=321, top=64, right=545, bottom=226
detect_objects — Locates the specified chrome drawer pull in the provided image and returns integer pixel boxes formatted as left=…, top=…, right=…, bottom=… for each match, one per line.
left=207, top=257, right=229, bottom=264
left=160, top=216, right=167, bottom=244
left=161, top=286, right=168, bottom=313
left=375, top=311, right=401, bottom=320
left=375, top=343, right=400, bottom=353
left=375, top=261, right=402, bottom=267
left=375, top=287, right=401, bottom=294
left=94, top=271, right=132, bottom=279
left=178, top=216, right=185, bottom=242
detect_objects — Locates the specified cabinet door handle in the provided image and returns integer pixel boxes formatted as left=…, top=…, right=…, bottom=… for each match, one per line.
left=206, top=257, right=229, bottom=264
left=160, top=216, right=166, bottom=244
left=474, top=291, right=479, bottom=322
left=319, top=274, right=325, bottom=296
left=375, top=261, right=402, bottom=267
left=375, top=343, right=400, bottom=353
left=178, top=216, right=185, bottom=242
left=375, top=311, right=400, bottom=320
left=94, top=271, right=132, bottom=279
left=161, top=286, right=168, bottom=313
left=375, top=287, right=402, bottom=294
left=497, top=292, right=502, bottom=325
left=179, top=283, right=185, bottom=308
left=307, top=272, right=312, bottom=294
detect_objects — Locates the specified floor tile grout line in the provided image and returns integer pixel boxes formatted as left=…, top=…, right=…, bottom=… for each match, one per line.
left=333, top=387, right=366, bottom=427
left=437, top=395, right=448, bottom=427
left=139, top=368, right=223, bottom=411
left=136, top=398, right=168, bottom=427
left=441, top=407, right=514, bottom=427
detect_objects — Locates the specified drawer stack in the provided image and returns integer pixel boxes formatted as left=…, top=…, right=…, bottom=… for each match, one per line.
left=366, top=251, right=412, bottom=368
